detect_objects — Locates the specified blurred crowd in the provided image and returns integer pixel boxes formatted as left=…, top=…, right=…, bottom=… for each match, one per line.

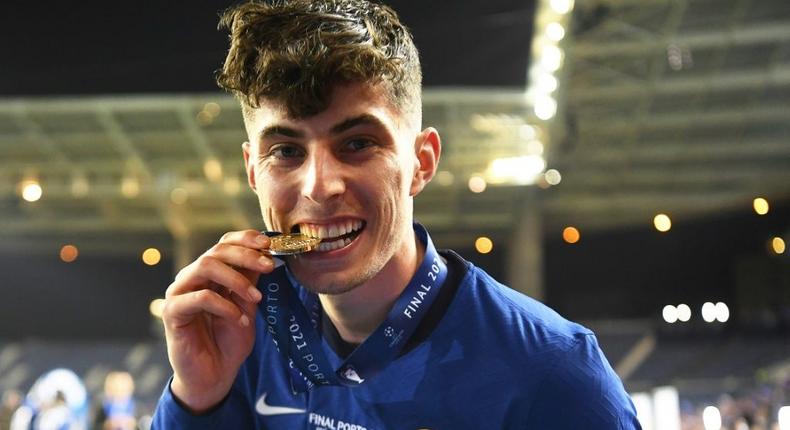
left=0, top=370, right=151, bottom=430
left=680, top=378, right=790, bottom=430
left=2, top=367, right=788, bottom=429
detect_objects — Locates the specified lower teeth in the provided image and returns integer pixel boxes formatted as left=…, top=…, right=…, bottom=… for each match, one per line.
left=317, top=237, right=352, bottom=252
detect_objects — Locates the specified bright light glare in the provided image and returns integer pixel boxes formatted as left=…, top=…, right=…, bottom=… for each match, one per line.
left=540, top=45, right=564, bottom=72
left=149, top=298, right=166, bottom=318
left=550, top=0, right=575, bottom=14
left=475, top=237, right=494, bottom=254
left=653, top=386, right=681, bottom=430
left=534, top=95, right=558, bottom=120
left=534, top=73, right=558, bottom=93
left=562, top=227, right=580, bottom=244
left=715, top=302, right=729, bottom=323
left=203, top=102, right=221, bottom=117
left=21, top=181, right=43, bottom=202
left=486, top=156, right=546, bottom=185
left=121, top=177, right=140, bottom=198
left=662, top=305, right=678, bottom=323
left=545, top=169, right=562, bottom=185
left=527, top=140, right=544, bottom=155
left=203, top=158, right=223, bottom=182
left=436, top=170, right=455, bottom=187
left=701, top=302, right=716, bottom=323
left=702, top=406, right=722, bottom=430
left=676, top=304, right=691, bottom=322
left=60, top=245, right=79, bottom=263
left=654, top=214, right=672, bottom=232
left=753, top=197, right=769, bottom=215
left=519, top=125, right=536, bottom=140
left=778, top=406, right=790, bottom=430
left=546, top=22, right=566, bottom=41
left=196, top=110, right=213, bottom=125
left=468, top=176, right=487, bottom=193
left=772, top=237, right=786, bottom=255
left=630, top=393, right=653, bottom=430
left=142, top=248, right=162, bottom=266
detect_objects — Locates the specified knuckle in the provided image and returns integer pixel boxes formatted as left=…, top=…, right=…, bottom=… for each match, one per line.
left=196, top=289, right=217, bottom=302
left=243, top=229, right=260, bottom=242
left=194, top=255, right=216, bottom=272
left=219, top=231, right=234, bottom=243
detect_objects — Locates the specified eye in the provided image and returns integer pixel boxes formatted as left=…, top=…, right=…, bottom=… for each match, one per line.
left=268, top=144, right=304, bottom=159
left=342, top=138, right=374, bottom=152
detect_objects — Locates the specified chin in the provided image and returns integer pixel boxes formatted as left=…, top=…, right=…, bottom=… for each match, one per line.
left=292, top=264, right=379, bottom=296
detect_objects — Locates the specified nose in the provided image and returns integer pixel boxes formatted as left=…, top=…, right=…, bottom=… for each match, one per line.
left=301, top=147, right=345, bottom=204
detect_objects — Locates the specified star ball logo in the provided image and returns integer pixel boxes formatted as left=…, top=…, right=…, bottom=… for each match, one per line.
left=384, top=326, right=394, bottom=337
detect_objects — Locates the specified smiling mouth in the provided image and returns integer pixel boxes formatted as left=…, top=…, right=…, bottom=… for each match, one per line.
left=297, top=220, right=365, bottom=252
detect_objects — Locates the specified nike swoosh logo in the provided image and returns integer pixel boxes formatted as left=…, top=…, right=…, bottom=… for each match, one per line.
left=255, top=392, right=306, bottom=416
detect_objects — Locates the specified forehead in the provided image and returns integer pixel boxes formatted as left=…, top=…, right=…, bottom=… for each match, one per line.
left=245, top=82, right=408, bottom=138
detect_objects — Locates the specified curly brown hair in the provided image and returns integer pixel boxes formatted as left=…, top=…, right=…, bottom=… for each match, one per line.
left=217, top=0, right=422, bottom=122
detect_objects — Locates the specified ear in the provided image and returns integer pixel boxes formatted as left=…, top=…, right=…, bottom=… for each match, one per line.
left=242, top=141, right=257, bottom=191
left=410, top=127, right=441, bottom=196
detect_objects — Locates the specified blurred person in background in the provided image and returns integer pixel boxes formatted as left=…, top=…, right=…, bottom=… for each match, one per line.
left=153, top=0, right=640, bottom=428
left=93, top=372, right=136, bottom=430
left=32, top=391, right=70, bottom=430
left=10, top=369, right=87, bottom=430
left=0, top=389, right=22, bottom=430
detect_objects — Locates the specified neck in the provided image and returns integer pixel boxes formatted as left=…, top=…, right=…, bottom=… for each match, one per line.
left=319, top=230, right=425, bottom=345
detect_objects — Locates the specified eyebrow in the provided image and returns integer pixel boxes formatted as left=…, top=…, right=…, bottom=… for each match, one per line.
left=258, top=114, right=387, bottom=141
left=329, top=114, right=387, bottom=135
left=259, top=125, right=304, bottom=140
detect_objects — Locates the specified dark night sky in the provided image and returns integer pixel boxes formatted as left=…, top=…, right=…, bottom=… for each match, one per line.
left=0, top=0, right=533, bottom=96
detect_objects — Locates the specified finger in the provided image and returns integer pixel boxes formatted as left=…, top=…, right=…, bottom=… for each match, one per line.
left=208, top=242, right=274, bottom=276
left=167, top=256, right=262, bottom=303
left=229, top=287, right=260, bottom=323
left=218, top=230, right=271, bottom=250
left=163, top=289, right=250, bottom=329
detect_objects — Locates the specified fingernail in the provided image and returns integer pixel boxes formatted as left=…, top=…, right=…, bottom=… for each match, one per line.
left=239, top=314, right=250, bottom=327
left=258, top=256, right=272, bottom=268
left=248, top=286, right=262, bottom=302
left=254, top=235, right=268, bottom=247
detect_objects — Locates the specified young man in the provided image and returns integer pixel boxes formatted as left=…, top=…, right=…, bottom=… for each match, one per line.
left=153, top=1, right=642, bottom=428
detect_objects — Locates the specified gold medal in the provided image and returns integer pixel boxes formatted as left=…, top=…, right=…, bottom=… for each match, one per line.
left=267, top=233, right=321, bottom=256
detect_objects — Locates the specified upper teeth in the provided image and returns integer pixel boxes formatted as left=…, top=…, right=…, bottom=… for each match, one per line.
left=299, top=220, right=363, bottom=239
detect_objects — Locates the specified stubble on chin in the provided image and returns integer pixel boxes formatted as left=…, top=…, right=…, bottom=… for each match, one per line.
left=293, top=265, right=379, bottom=296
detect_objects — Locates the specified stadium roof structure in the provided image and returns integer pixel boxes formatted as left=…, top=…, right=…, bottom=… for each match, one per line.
left=1, top=0, right=789, bottom=258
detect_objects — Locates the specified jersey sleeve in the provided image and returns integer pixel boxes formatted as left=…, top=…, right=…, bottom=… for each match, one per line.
left=524, top=334, right=642, bottom=430
left=151, top=376, right=254, bottom=430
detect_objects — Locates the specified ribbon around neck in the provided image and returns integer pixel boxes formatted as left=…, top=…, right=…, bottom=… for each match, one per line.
left=257, top=223, right=447, bottom=392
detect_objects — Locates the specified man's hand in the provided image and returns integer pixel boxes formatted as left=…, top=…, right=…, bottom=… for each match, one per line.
left=162, top=230, right=274, bottom=413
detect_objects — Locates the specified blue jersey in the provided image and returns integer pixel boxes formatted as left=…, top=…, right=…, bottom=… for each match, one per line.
left=153, top=250, right=641, bottom=429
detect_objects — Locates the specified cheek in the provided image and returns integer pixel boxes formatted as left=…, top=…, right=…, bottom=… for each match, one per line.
left=373, top=159, right=409, bottom=211
left=255, top=175, right=294, bottom=220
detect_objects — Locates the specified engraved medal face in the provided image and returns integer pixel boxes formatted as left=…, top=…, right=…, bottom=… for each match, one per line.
left=268, top=233, right=321, bottom=256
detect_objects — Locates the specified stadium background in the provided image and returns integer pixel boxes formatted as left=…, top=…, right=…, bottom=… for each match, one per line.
left=1, top=0, right=789, bottom=429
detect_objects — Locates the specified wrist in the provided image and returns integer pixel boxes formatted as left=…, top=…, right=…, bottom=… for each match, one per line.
left=170, top=377, right=230, bottom=415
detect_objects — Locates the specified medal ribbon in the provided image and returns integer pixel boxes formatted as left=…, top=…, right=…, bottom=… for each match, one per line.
left=258, top=223, right=447, bottom=392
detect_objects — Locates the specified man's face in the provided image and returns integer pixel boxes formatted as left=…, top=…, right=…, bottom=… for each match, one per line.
left=243, top=83, right=430, bottom=294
